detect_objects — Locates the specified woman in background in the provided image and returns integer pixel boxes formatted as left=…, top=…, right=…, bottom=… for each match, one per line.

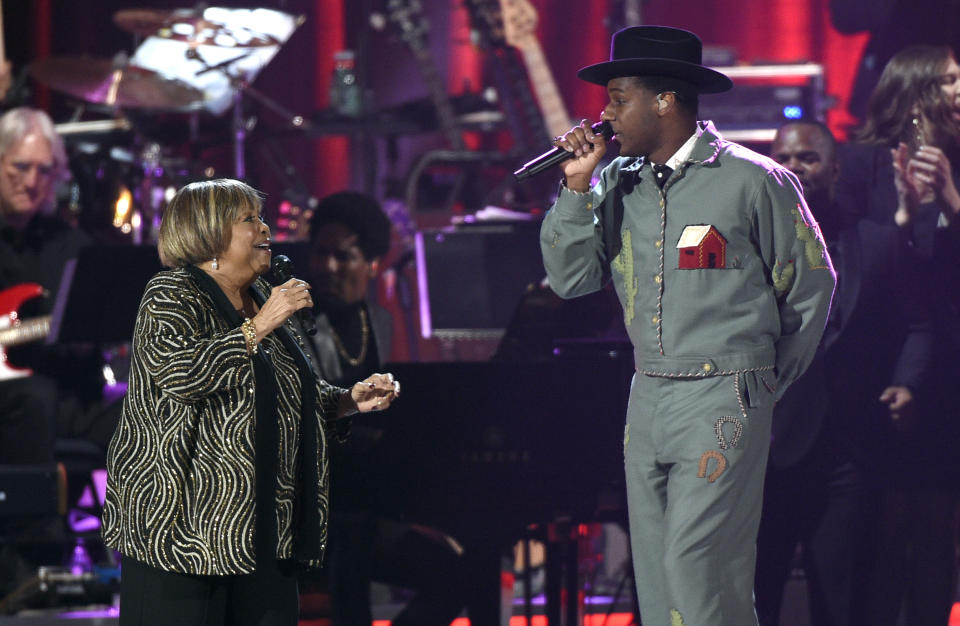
left=836, top=44, right=960, bottom=626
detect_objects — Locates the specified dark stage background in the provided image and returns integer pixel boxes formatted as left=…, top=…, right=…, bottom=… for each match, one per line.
left=1, top=0, right=955, bottom=360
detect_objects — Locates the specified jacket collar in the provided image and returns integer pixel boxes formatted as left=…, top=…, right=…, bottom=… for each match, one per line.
left=688, top=120, right=724, bottom=165
left=620, top=119, right=724, bottom=175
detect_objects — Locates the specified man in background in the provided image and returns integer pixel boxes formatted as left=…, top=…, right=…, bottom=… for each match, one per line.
left=754, top=120, right=931, bottom=626
left=302, top=191, right=470, bottom=626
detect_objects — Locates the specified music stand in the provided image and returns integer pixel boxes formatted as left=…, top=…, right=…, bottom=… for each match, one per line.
left=129, top=8, right=303, bottom=116
left=48, top=245, right=163, bottom=345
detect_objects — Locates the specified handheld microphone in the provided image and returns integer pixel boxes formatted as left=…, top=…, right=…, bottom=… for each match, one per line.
left=513, top=120, right=613, bottom=181
left=271, top=254, right=317, bottom=336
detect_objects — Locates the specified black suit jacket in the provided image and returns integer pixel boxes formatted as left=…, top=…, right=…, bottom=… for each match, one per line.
left=835, top=142, right=960, bottom=481
left=836, top=142, right=960, bottom=375
left=769, top=218, right=932, bottom=470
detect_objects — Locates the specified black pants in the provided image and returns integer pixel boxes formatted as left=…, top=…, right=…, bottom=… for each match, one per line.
left=119, top=556, right=299, bottom=626
left=328, top=513, right=469, bottom=626
left=755, top=441, right=877, bottom=626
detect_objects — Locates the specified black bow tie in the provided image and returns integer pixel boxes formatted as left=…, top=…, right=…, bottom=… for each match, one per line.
left=652, top=164, right=673, bottom=188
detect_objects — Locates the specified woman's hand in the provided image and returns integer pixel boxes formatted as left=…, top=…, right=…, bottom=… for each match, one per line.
left=556, top=119, right=607, bottom=192
left=891, top=143, right=923, bottom=227
left=345, top=373, right=400, bottom=414
left=251, top=278, right=312, bottom=339
left=908, top=145, right=960, bottom=224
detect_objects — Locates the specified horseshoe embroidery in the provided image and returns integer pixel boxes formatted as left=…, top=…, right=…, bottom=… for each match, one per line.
left=697, top=450, right=727, bottom=483
left=714, top=416, right=744, bottom=450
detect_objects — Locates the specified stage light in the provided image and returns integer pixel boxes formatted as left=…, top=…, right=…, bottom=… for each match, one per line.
left=113, top=186, right=132, bottom=228
left=783, top=105, right=803, bottom=119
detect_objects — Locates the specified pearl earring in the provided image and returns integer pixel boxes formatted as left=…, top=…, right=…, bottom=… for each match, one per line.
left=212, top=257, right=219, bottom=270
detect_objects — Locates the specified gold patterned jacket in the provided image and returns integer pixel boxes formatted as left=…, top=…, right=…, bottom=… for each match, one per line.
left=101, top=268, right=346, bottom=575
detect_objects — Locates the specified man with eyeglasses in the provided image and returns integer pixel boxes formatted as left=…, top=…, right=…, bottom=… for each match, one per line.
left=0, top=107, right=86, bottom=455
left=0, top=107, right=99, bottom=602
left=0, top=107, right=80, bottom=295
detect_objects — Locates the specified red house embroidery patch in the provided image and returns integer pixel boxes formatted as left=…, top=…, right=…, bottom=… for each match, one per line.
left=677, top=225, right=727, bottom=269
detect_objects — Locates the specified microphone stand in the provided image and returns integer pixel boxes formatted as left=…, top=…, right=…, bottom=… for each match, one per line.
left=187, top=47, right=311, bottom=180
left=232, top=85, right=246, bottom=179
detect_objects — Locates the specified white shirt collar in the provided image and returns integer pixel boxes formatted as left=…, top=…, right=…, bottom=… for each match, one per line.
left=655, top=132, right=698, bottom=170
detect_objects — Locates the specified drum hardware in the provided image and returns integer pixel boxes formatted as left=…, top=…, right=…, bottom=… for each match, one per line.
left=65, top=132, right=193, bottom=244
left=30, top=54, right=204, bottom=110
left=258, top=136, right=318, bottom=242
left=113, top=7, right=288, bottom=48
left=54, top=118, right=132, bottom=136
left=117, top=6, right=306, bottom=175
left=177, top=43, right=301, bottom=179
left=29, top=7, right=307, bottom=240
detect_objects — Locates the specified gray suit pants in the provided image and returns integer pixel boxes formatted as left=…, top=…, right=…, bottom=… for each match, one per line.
left=624, top=371, right=775, bottom=625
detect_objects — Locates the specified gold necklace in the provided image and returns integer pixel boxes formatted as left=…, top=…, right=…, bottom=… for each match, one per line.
left=331, top=308, right=369, bottom=367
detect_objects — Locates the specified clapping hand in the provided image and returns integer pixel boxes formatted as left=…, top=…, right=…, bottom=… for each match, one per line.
left=891, top=143, right=925, bottom=226
left=908, top=144, right=960, bottom=224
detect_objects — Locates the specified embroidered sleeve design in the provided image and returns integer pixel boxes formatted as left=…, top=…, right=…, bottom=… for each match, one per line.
left=771, top=259, right=795, bottom=298
left=611, top=228, right=639, bottom=325
left=671, top=608, right=687, bottom=626
left=791, top=205, right=829, bottom=270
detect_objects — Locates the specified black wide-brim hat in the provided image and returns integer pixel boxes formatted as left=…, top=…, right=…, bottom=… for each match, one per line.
left=577, top=25, right=733, bottom=93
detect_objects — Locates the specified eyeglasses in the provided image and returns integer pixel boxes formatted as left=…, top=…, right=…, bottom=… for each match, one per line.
left=3, top=159, right=56, bottom=181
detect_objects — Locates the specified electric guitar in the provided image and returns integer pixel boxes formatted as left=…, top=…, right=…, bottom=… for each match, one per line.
left=0, top=284, right=51, bottom=381
left=464, top=0, right=548, bottom=152
left=386, top=0, right=465, bottom=150
left=498, top=0, right=573, bottom=139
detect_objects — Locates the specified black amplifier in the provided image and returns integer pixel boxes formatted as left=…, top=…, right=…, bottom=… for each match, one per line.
left=0, top=463, right=65, bottom=517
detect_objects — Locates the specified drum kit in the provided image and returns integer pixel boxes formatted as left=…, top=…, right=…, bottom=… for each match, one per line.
left=28, top=6, right=305, bottom=242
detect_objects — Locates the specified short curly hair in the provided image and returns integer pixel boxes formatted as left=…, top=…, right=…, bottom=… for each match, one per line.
left=308, top=191, right=391, bottom=260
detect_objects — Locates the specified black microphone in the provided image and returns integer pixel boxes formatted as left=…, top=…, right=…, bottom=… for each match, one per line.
left=271, top=254, right=317, bottom=336
left=513, top=121, right=613, bottom=181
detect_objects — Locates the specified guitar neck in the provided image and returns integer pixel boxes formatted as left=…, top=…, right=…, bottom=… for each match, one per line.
left=408, top=47, right=465, bottom=150
left=387, top=1, right=465, bottom=151
left=518, top=41, right=571, bottom=139
left=0, top=316, right=51, bottom=348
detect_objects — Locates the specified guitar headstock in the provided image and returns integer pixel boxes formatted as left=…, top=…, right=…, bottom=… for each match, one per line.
left=499, top=0, right=539, bottom=50
left=386, top=0, right=429, bottom=54
left=463, top=0, right=507, bottom=48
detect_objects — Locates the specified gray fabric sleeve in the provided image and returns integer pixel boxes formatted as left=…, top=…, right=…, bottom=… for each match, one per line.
left=752, top=169, right=837, bottom=398
left=540, top=184, right=609, bottom=299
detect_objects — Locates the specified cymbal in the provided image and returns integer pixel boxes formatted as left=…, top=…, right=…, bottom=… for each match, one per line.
left=114, top=8, right=280, bottom=47
left=31, top=57, right=203, bottom=110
